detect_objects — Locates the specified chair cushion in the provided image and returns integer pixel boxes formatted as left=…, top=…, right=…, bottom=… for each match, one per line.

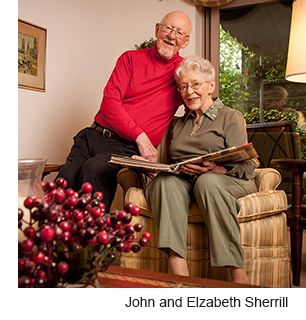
left=125, top=187, right=288, bottom=223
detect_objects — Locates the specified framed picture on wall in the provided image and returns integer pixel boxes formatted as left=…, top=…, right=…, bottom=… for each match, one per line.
left=18, top=19, right=47, bottom=92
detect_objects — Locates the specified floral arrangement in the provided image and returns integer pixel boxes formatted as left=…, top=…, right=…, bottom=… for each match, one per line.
left=134, top=37, right=155, bottom=49
left=18, top=178, right=150, bottom=287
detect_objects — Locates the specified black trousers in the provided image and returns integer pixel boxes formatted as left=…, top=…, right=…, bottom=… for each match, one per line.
left=57, top=126, right=139, bottom=212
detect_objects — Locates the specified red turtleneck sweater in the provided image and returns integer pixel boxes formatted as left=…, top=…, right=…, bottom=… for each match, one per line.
left=94, top=45, right=183, bottom=147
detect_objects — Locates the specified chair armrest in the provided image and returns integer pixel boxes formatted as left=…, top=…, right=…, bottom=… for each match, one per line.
left=238, top=190, right=288, bottom=223
left=254, top=168, right=282, bottom=191
left=117, top=168, right=148, bottom=194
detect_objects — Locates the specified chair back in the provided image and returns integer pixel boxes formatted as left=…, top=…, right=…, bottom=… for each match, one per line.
left=247, top=121, right=302, bottom=193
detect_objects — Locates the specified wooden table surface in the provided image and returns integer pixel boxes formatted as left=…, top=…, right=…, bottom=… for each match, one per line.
left=98, top=265, right=260, bottom=288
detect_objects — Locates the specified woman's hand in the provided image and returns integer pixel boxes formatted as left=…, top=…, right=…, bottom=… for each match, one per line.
left=180, top=160, right=227, bottom=176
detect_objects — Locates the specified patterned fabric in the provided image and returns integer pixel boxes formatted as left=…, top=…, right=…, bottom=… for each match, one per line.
left=119, top=167, right=291, bottom=287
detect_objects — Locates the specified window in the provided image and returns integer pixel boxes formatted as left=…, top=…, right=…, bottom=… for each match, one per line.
left=203, top=0, right=306, bottom=128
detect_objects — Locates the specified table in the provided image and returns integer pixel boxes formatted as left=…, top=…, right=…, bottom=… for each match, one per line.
left=43, top=163, right=63, bottom=178
left=271, top=159, right=306, bottom=286
left=98, top=265, right=259, bottom=288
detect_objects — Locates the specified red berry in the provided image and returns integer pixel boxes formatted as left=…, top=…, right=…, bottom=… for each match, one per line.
left=90, top=207, right=102, bottom=219
left=125, top=225, right=134, bottom=234
left=131, top=244, right=141, bottom=253
left=37, top=270, right=47, bottom=279
left=95, top=217, right=105, bottom=228
left=18, top=258, right=26, bottom=271
left=32, top=251, right=45, bottom=264
left=57, top=261, right=69, bottom=274
left=41, top=181, right=46, bottom=190
left=54, top=225, right=64, bottom=240
left=54, top=188, right=66, bottom=204
left=23, top=196, right=36, bottom=209
left=116, top=242, right=125, bottom=252
left=85, top=227, right=96, bottom=240
left=87, top=237, right=97, bottom=244
left=48, top=189, right=57, bottom=198
left=40, top=226, right=55, bottom=242
left=65, top=188, right=75, bottom=197
left=139, top=237, right=149, bottom=247
left=82, top=182, right=93, bottom=194
left=44, top=194, right=52, bottom=202
left=24, top=259, right=36, bottom=272
left=24, top=226, right=36, bottom=238
left=45, top=181, right=56, bottom=191
left=18, top=208, right=24, bottom=220
left=19, top=276, right=31, bottom=287
left=142, top=231, right=151, bottom=240
left=60, top=221, right=71, bottom=231
left=64, top=196, right=78, bottom=209
left=130, top=206, right=141, bottom=216
left=33, top=197, right=44, bottom=208
left=97, top=231, right=109, bottom=245
left=98, top=202, right=105, bottom=210
left=134, top=224, right=143, bottom=232
left=105, top=217, right=112, bottom=226
left=116, top=210, right=127, bottom=221
left=123, top=202, right=134, bottom=213
left=62, top=231, right=71, bottom=242
left=55, top=177, right=68, bottom=189
left=73, top=209, right=84, bottom=222
left=22, top=239, right=34, bottom=252
left=93, top=191, right=103, bottom=200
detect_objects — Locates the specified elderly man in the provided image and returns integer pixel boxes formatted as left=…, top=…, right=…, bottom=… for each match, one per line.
left=58, top=11, right=192, bottom=211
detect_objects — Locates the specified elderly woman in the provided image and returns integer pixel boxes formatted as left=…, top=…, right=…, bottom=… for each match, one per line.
left=145, top=55, right=259, bottom=284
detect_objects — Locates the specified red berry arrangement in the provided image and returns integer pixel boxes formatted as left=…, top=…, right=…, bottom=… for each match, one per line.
left=18, top=178, right=150, bottom=287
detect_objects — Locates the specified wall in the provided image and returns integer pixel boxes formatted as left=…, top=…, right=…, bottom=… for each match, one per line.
left=18, top=0, right=198, bottom=164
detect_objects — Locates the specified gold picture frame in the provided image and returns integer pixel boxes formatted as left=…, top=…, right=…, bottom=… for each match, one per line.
left=18, top=19, right=47, bottom=92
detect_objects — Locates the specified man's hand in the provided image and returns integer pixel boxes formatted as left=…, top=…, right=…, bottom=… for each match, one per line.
left=135, top=132, right=158, bottom=163
left=180, top=160, right=227, bottom=176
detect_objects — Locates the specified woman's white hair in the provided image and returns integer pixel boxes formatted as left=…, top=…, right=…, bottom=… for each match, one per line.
left=175, top=55, right=215, bottom=83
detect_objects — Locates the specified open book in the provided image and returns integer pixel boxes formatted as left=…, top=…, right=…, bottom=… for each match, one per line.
left=109, top=142, right=258, bottom=174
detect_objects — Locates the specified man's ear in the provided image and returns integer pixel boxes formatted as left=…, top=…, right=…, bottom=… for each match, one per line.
left=155, top=23, right=160, bottom=38
left=181, top=37, right=190, bottom=49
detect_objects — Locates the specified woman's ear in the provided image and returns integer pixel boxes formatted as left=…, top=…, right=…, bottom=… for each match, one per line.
left=209, top=81, right=216, bottom=94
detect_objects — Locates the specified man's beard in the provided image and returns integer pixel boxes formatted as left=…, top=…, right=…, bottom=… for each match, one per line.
left=157, top=44, right=175, bottom=60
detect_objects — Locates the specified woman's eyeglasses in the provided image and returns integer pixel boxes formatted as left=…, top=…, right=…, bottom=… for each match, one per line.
left=178, top=82, right=206, bottom=93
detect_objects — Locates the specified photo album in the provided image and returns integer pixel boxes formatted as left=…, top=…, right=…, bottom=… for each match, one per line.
left=109, top=143, right=258, bottom=174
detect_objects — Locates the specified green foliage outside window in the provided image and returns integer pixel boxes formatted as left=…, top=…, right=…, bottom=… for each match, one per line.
left=219, top=27, right=252, bottom=111
left=219, top=27, right=288, bottom=110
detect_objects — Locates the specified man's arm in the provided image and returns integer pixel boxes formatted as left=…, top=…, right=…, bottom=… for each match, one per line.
left=95, top=52, right=144, bottom=141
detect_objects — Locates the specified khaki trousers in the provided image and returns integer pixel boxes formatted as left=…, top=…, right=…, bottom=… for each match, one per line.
left=145, top=172, right=257, bottom=268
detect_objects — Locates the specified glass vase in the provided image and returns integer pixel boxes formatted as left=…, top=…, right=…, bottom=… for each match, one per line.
left=18, top=158, right=46, bottom=240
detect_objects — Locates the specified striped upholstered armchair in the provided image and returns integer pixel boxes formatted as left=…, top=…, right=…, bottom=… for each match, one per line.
left=117, top=134, right=291, bottom=288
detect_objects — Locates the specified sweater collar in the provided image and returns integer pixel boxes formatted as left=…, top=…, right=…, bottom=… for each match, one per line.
left=184, top=98, right=225, bottom=122
left=150, top=44, right=181, bottom=64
